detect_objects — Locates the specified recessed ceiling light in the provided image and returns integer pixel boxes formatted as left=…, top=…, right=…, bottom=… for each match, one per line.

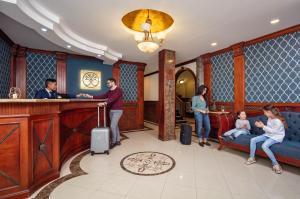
left=97, top=54, right=101, bottom=58
left=67, top=45, right=72, bottom=48
left=211, top=42, right=217, bottom=47
left=270, top=19, right=280, bottom=24
left=167, top=59, right=174, bottom=63
left=41, top=27, right=48, bottom=32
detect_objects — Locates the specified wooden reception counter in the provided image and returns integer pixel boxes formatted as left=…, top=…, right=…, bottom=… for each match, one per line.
left=0, top=99, right=121, bottom=199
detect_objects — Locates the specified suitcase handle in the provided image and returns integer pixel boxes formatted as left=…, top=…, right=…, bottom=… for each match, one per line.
left=97, top=104, right=107, bottom=128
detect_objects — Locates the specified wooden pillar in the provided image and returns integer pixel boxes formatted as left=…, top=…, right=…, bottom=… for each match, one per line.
left=232, top=42, right=245, bottom=112
left=137, top=64, right=146, bottom=129
left=56, top=52, right=67, bottom=94
left=10, top=44, right=18, bottom=87
left=112, top=61, right=121, bottom=86
left=201, top=53, right=212, bottom=103
left=15, top=47, right=27, bottom=98
left=158, top=49, right=176, bottom=141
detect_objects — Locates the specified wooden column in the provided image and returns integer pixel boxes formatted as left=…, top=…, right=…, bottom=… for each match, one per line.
left=56, top=52, right=67, bottom=93
left=10, top=44, right=18, bottom=87
left=112, top=61, right=121, bottom=86
left=232, top=42, right=245, bottom=112
left=158, top=49, right=176, bottom=141
left=201, top=53, right=212, bottom=103
left=15, top=47, right=27, bottom=98
left=137, top=64, right=146, bottom=129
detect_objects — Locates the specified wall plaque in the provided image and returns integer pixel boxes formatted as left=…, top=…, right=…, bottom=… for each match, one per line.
left=80, top=70, right=101, bottom=90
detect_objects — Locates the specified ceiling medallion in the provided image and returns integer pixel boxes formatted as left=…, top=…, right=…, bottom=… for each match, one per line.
left=122, top=9, right=174, bottom=53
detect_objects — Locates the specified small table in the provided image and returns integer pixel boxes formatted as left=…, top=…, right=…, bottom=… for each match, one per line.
left=209, top=111, right=231, bottom=141
left=194, top=111, right=231, bottom=142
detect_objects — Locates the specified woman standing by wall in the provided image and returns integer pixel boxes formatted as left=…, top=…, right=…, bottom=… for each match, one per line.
left=192, top=85, right=211, bottom=147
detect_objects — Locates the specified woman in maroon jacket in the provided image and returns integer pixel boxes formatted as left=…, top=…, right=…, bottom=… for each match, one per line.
left=86, top=78, right=123, bottom=149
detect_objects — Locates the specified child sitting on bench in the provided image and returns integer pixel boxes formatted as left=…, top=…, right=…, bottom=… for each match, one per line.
left=223, top=111, right=251, bottom=139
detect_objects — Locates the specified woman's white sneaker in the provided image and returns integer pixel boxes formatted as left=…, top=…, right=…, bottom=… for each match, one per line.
left=245, top=157, right=256, bottom=165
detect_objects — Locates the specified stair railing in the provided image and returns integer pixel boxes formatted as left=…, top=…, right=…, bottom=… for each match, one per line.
left=175, top=96, right=186, bottom=117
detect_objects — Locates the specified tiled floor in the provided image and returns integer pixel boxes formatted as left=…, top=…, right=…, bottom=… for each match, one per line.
left=30, top=122, right=300, bottom=199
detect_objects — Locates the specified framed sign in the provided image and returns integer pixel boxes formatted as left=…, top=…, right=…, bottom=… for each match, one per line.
left=80, top=70, right=101, bottom=90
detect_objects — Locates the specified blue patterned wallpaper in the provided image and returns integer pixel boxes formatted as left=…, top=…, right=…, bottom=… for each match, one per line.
left=120, top=64, right=138, bottom=102
left=211, top=51, right=234, bottom=102
left=26, top=52, right=56, bottom=98
left=245, top=31, right=300, bottom=102
left=0, top=37, right=11, bottom=98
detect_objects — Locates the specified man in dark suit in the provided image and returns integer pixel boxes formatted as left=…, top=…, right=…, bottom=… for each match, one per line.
left=34, top=79, right=81, bottom=99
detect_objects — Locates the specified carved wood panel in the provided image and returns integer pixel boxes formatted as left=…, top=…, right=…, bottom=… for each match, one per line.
left=0, top=123, right=20, bottom=190
left=60, top=109, right=101, bottom=164
left=32, top=118, right=54, bottom=181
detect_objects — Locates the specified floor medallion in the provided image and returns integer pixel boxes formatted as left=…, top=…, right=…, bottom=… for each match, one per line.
left=120, top=152, right=175, bottom=176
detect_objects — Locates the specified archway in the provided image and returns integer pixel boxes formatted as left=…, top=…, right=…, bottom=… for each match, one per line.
left=175, top=68, right=197, bottom=120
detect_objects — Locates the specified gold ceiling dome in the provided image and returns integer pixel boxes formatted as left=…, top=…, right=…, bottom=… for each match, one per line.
left=122, top=9, right=174, bottom=53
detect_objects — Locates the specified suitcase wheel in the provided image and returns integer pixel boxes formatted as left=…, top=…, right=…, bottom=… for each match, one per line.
left=91, top=151, right=95, bottom=156
left=106, top=150, right=109, bottom=155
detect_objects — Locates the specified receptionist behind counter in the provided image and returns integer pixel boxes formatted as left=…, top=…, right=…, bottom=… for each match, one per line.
left=34, top=79, right=82, bottom=99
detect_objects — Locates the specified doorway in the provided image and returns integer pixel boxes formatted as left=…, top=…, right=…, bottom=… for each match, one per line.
left=175, top=68, right=196, bottom=123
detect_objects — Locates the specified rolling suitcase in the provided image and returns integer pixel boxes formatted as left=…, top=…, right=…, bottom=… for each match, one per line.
left=180, top=123, right=192, bottom=145
left=90, top=105, right=110, bottom=155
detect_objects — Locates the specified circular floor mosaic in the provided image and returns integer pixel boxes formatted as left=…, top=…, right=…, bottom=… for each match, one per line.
left=120, top=152, right=176, bottom=176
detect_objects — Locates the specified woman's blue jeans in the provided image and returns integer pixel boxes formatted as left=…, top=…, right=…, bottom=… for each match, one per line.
left=250, top=135, right=279, bottom=166
left=194, top=112, right=211, bottom=141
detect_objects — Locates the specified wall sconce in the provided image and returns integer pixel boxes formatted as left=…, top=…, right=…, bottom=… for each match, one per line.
left=179, top=79, right=185, bottom=84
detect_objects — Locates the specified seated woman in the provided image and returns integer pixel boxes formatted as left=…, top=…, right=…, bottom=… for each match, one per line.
left=245, top=105, right=287, bottom=174
left=222, top=111, right=250, bottom=139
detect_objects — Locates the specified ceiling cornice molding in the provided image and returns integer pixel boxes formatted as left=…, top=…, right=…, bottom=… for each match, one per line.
left=0, top=28, right=14, bottom=46
left=1, top=0, right=122, bottom=61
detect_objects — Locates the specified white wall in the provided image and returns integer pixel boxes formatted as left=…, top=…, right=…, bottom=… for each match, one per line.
left=144, top=73, right=159, bottom=101
left=144, top=61, right=203, bottom=101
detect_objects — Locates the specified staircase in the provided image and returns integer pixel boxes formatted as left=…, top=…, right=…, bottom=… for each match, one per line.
left=176, top=109, right=187, bottom=125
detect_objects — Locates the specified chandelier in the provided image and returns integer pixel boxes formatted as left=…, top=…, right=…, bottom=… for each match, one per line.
left=122, top=9, right=174, bottom=53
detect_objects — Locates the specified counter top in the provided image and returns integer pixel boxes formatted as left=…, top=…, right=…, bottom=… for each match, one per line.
left=0, top=99, right=106, bottom=103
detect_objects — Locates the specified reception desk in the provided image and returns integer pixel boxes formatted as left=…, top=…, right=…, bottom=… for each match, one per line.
left=0, top=99, right=138, bottom=199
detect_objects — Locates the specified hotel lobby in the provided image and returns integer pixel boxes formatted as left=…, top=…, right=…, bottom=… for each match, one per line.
left=0, top=0, right=300, bottom=199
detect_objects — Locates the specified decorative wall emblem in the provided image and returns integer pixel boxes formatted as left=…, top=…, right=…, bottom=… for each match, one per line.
left=80, top=70, right=101, bottom=90
left=120, top=152, right=175, bottom=176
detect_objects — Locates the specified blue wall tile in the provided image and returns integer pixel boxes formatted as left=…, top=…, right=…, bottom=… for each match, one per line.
left=26, top=52, right=56, bottom=98
left=245, top=31, right=300, bottom=102
left=0, top=37, right=11, bottom=98
left=211, top=51, right=234, bottom=102
left=120, top=63, right=137, bottom=102
left=66, top=56, right=112, bottom=96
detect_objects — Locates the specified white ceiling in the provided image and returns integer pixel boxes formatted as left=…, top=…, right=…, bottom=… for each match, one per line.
left=0, top=12, right=71, bottom=53
left=1, top=0, right=300, bottom=74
